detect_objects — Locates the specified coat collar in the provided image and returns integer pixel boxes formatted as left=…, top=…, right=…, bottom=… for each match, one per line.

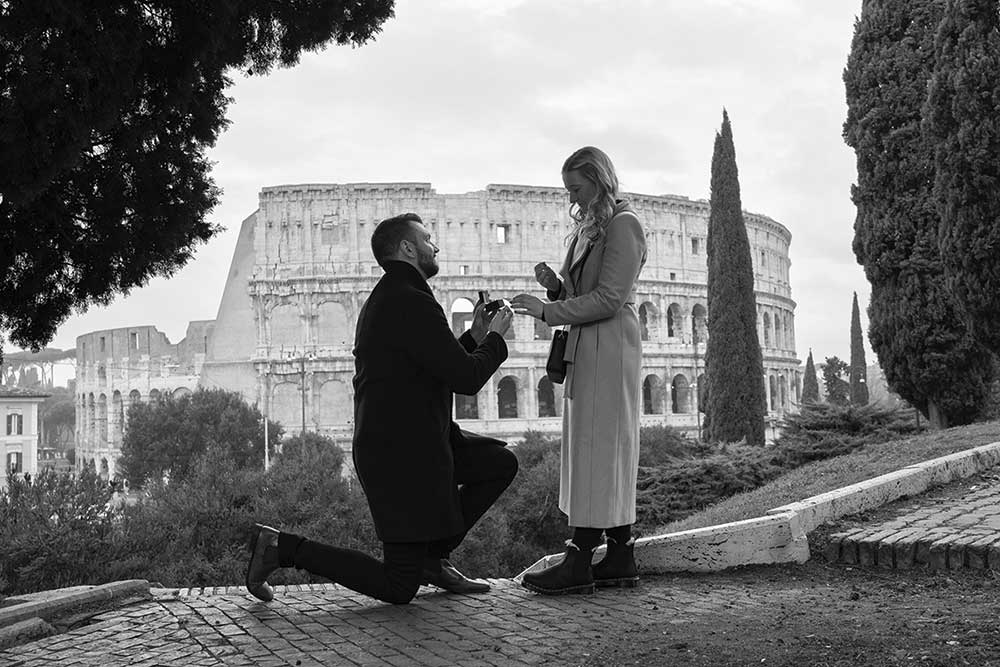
left=382, top=260, right=432, bottom=294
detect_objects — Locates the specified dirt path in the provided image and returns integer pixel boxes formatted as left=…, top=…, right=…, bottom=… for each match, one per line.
left=584, top=561, right=1000, bottom=666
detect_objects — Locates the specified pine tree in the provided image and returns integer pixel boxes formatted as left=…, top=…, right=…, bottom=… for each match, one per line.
left=802, top=349, right=820, bottom=403
left=0, top=1, right=396, bottom=361
left=704, top=110, right=767, bottom=446
left=849, top=292, right=870, bottom=405
left=823, top=356, right=850, bottom=406
left=843, top=0, right=993, bottom=428
left=925, top=0, right=1000, bottom=357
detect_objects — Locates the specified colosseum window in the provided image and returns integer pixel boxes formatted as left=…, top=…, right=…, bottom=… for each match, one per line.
left=497, top=377, right=518, bottom=419
left=455, top=394, right=478, bottom=420
left=691, top=238, right=700, bottom=255
left=496, top=224, right=510, bottom=244
left=537, top=378, right=556, bottom=418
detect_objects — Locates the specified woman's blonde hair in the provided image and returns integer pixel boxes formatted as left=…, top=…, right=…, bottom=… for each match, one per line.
left=562, top=146, right=622, bottom=244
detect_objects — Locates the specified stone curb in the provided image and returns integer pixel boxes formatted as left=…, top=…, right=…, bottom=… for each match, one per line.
left=0, top=580, right=150, bottom=629
left=0, top=617, right=57, bottom=651
left=518, top=440, right=1000, bottom=578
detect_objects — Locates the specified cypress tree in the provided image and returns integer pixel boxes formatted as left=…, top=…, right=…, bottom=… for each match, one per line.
left=925, top=0, right=1000, bottom=357
left=849, top=292, right=870, bottom=405
left=802, top=349, right=820, bottom=403
left=843, top=0, right=993, bottom=428
left=704, top=110, right=767, bottom=446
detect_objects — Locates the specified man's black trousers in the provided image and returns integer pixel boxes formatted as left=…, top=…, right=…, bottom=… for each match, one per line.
left=277, top=440, right=518, bottom=604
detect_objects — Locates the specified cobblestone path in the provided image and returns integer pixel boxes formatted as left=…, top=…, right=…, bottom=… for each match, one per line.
left=0, top=577, right=787, bottom=667
left=825, top=473, right=1000, bottom=570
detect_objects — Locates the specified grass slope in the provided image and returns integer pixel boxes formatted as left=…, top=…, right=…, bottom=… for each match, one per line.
left=655, top=420, right=1000, bottom=535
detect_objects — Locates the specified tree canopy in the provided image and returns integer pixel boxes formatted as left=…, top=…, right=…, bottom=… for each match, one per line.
left=843, top=0, right=993, bottom=427
left=849, top=292, right=869, bottom=406
left=822, top=356, right=850, bottom=406
left=704, top=110, right=767, bottom=446
left=0, top=0, right=395, bottom=360
left=924, top=0, right=1000, bottom=358
left=802, top=349, right=820, bottom=404
left=119, top=388, right=282, bottom=487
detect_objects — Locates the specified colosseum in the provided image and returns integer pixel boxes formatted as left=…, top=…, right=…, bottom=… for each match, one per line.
left=76, top=182, right=800, bottom=476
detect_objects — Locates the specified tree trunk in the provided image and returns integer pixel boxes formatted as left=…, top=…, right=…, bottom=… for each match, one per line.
left=927, top=399, right=949, bottom=430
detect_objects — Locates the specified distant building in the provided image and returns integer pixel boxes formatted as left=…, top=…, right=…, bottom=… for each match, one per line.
left=74, top=182, right=802, bottom=473
left=73, top=322, right=213, bottom=479
left=1, top=387, right=49, bottom=490
left=199, top=182, right=800, bottom=450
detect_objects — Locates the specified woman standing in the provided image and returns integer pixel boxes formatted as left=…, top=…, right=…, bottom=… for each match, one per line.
left=511, top=146, right=647, bottom=595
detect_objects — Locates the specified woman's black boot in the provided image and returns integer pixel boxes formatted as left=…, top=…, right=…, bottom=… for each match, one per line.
left=521, top=540, right=595, bottom=595
left=592, top=537, right=639, bottom=588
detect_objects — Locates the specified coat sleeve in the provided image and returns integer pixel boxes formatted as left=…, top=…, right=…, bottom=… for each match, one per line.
left=546, top=280, right=567, bottom=302
left=400, top=291, right=508, bottom=395
left=458, top=330, right=477, bottom=353
left=542, top=213, right=646, bottom=326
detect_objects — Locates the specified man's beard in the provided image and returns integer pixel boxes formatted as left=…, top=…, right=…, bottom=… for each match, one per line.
left=418, top=249, right=439, bottom=279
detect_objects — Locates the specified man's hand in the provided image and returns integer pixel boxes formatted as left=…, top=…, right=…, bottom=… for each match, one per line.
left=487, top=306, right=514, bottom=337
left=470, top=298, right=495, bottom=344
left=534, top=262, right=560, bottom=292
left=511, top=294, right=545, bottom=319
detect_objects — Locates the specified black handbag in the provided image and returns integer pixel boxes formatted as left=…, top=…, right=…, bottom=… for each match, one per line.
left=546, top=328, right=569, bottom=384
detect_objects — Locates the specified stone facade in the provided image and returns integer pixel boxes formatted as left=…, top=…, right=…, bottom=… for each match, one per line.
left=1, top=387, right=48, bottom=490
left=74, top=322, right=213, bottom=479
left=200, top=182, right=800, bottom=450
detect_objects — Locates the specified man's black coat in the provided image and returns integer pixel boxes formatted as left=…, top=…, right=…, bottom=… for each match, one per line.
left=352, top=260, right=508, bottom=543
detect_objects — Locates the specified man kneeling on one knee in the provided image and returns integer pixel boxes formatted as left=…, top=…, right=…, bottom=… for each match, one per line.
left=245, top=213, right=516, bottom=605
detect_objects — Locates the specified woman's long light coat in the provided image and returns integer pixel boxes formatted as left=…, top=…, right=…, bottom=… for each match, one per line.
left=542, top=203, right=647, bottom=528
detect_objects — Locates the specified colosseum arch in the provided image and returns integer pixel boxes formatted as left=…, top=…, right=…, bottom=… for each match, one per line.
left=769, top=375, right=778, bottom=411
left=86, top=393, right=95, bottom=442
left=638, top=302, right=659, bottom=342
left=691, top=304, right=707, bottom=344
left=455, top=393, right=478, bottom=420
left=112, top=391, right=123, bottom=444
left=450, top=297, right=475, bottom=337
left=148, top=388, right=161, bottom=403
left=774, top=312, right=783, bottom=348
left=779, top=375, right=788, bottom=410
left=97, top=393, right=108, bottom=444
left=99, top=457, right=109, bottom=481
left=671, top=374, right=690, bottom=414
left=762, top=312, right=772, bottom=347
left=172, top=387, right=191, bottom=399
left=271, top=382, right=303, bottom=433
left=643, top=374, right=664, bottom=414
left=269, top=303, right=302, bottom=351
left=537, top=377, right=556, bottom=418
left=534, top=318, right=552, bottom=341
left=497, top=376, right=519, bottom=419
left=317, top=300, right=351, bottom=347
left=319, top=379, right=352, bottom=427
left=666, top=303, right=682, bottom=338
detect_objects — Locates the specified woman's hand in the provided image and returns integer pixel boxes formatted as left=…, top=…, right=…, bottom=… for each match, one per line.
left=534, top=262, right=561, bottom=292
left=511, top=294, right=545, bottom=319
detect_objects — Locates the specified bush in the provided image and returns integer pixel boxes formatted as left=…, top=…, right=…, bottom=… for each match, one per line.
left=0, top=467, right=117, bottom=595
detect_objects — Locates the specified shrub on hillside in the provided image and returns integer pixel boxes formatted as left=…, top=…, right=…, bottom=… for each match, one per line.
left=0, top=467, right=117, bottom=595
left=635, top=445, right=780, bottom=530
left=638, top=424, right=712, bottom=467
left=771, top=402, right=925, bottom=468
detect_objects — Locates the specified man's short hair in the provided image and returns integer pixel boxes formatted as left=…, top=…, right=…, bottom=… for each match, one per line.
left=371, top=213, right=423, bottom=267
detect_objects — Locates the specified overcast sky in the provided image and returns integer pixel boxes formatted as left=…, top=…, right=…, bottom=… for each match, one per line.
left=34, top=0, right=869, bottom=380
